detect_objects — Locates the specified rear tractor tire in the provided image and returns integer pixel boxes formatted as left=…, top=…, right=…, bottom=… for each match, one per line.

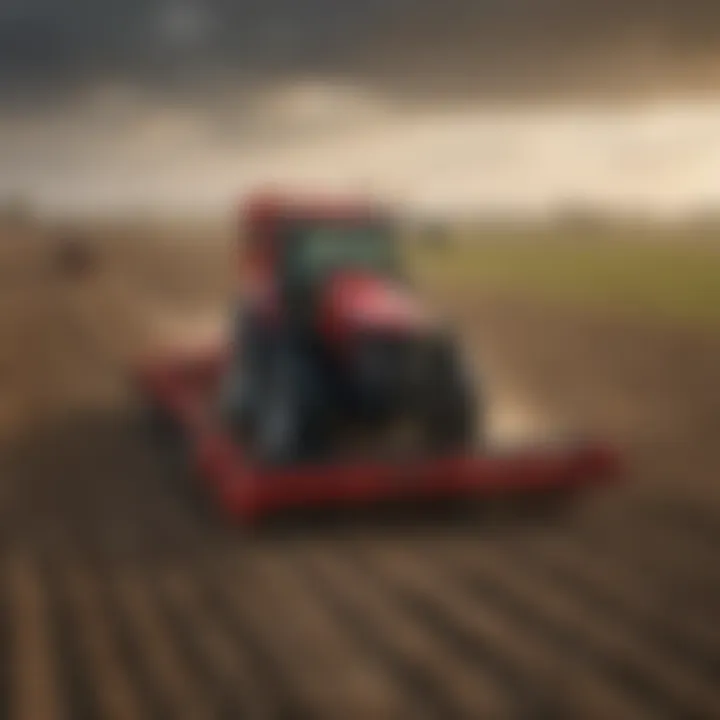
left=253, top=352, right=332, bottom=467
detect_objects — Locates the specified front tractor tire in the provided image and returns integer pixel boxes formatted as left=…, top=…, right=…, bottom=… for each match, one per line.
left=424, top=341, right=482, bottom=454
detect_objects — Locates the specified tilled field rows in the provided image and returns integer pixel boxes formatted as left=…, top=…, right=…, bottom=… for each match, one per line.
left=3, top=525, right=720, bottom=719
left=1, top=241, right=719, bottom=719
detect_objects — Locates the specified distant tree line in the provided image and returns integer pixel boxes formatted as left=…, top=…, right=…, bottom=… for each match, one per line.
left=0, top=195, right=37, bottom=229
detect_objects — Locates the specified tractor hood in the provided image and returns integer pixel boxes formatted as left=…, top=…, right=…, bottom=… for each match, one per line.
left=318, top=271, right=437, bottom=343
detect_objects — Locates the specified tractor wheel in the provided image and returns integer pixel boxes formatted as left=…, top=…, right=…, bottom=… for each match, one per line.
left=254, top=375, right=300, bottom=465
left=424, top=343, right=481, bottom=453
left=253, top=351, right=330, bottom=466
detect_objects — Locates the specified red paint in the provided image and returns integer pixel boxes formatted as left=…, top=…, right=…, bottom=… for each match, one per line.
left=318, top=270, right=435, bottom=347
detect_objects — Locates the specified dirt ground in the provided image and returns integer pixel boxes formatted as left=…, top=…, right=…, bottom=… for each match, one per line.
left=0, top=227, right=718, bottom=719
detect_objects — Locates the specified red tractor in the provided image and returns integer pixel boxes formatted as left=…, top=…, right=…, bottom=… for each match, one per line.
left=220, top=192, right=478, bottom=465
left=136, top=191, right=620, bottom=523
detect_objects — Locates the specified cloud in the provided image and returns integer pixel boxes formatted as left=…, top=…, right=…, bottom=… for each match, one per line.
left=5, top=83, right=720, bottom=218
left=155, top=1, right=215, bottom=47
left=4, top=0, right=720, bottom=107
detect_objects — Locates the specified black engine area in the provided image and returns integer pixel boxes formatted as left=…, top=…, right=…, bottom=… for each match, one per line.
left=224, top=311, right=478, bottom=464
left=341, top=330, right=455, bottom=423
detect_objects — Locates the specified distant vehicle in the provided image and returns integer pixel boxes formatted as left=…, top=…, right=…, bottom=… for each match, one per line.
left=53, top=234, right=96, bottom=279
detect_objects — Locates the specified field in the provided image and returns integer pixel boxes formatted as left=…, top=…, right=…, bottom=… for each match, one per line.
left=0, top=221, right=718, bottom=719
left=412, top=225, right=720, bottom=327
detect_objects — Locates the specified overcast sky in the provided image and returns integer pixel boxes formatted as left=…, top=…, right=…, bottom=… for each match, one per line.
left=3, top=1, right=720, bottom=215
left=3, top=0, right=720, bottom=106
left=0, top=0, right=399, bottom=106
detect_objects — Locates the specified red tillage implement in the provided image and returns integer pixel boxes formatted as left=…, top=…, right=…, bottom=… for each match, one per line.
left=136, top=190, right=621, bottom=523
left=136, top=345, right=620, bottom=524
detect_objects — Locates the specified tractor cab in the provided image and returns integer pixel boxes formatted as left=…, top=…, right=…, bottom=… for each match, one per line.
left=280, top=216, right=400, bottom=319
left=240, top=193, right=402, bottom=330
left=226, top=191, right=475, bottom=464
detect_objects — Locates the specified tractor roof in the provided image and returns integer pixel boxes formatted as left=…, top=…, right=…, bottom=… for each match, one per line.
left=242, top=189, right=386, bottom=225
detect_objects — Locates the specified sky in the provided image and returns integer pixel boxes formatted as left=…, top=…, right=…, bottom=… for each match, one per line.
left=3, top=0, right=720, bottom=216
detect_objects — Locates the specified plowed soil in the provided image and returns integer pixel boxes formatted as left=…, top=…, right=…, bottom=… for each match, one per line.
left=0, top=229, right=718, bottom=719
